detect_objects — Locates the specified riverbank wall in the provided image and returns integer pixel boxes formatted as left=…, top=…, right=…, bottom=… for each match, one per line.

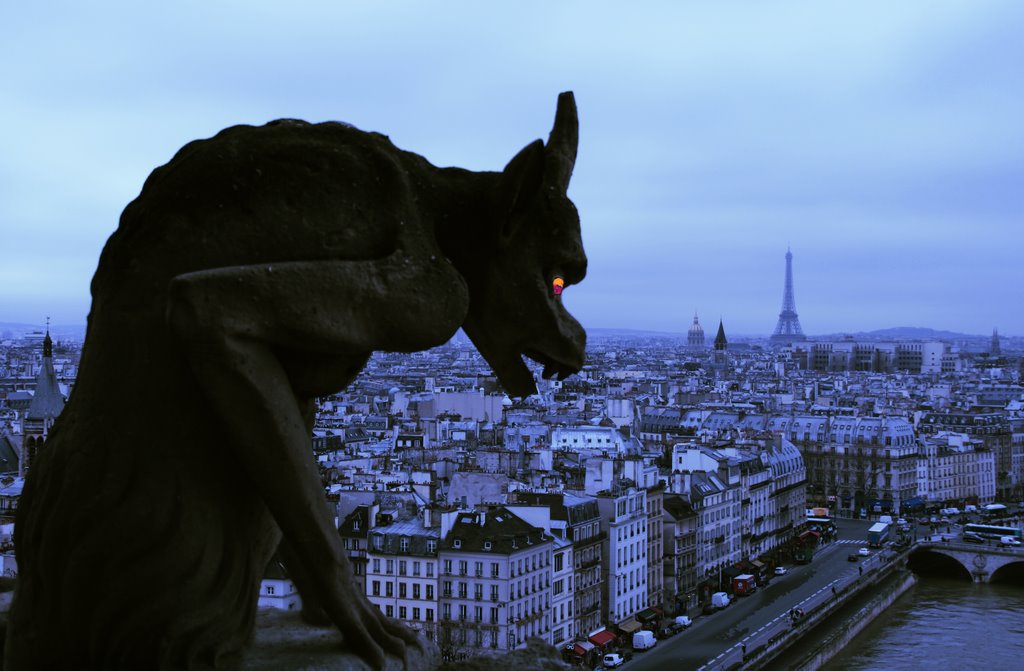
left=783, top=570, right=917, bottom=670
left=742, top=548, right=915, bottom=671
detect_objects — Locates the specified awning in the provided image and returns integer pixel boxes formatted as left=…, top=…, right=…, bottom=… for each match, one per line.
left=637, top=608, right=657, bottom=622
left=751, top=560, right=765, bottom=569
left=588, top=630, right=616, bottom=647
left=619, top=619, right=642, bottom=634
left=571, top=642, right=594, bottom=656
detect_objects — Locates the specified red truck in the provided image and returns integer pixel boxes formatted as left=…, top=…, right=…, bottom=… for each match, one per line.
left=732, top=574, right=757, bottom=596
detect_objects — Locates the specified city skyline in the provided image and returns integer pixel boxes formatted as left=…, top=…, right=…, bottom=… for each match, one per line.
left=3, top=2, right=1023, bottom=335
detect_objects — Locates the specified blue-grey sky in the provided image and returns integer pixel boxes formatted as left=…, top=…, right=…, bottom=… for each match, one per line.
left=2, top=1, right=1022, bottom=336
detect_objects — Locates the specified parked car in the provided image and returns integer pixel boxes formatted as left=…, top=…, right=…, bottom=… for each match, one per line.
left=858, top=547, right=870, bottom=556
left=774, top=566, right=788, bottom=576
left=847, top=553, right=859, bottom=562
left=673, top=615, right=692, bottom=629
left=602, top=653, right=625, bottom=668
left=657, top=627, right=676, bottom=639
left=711, top=592, right=731, bottom=609
left=632, top=629, right=657, bottom=651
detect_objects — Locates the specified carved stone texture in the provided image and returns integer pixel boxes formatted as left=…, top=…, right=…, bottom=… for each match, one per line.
left=5, top=93, right=586, bottom=670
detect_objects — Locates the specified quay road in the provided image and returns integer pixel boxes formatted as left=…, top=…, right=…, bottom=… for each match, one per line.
left=624, top=518, right=877, bottom=671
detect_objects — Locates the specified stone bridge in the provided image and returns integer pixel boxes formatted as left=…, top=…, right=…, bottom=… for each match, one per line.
left=910, top=540, right=1024, bottom=582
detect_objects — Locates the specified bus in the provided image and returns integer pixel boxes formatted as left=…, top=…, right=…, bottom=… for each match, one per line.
left=867, top=522, right=890, bottom=548
left=963, top=523, right=1022, bottom=540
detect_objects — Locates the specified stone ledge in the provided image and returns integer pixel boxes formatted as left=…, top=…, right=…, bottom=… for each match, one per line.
left=247, top=611, right=568, bottom=671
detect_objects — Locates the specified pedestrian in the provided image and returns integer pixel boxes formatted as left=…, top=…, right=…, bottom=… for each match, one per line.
left=831, top=585, right=836, bottom=597
left=858, top=566, right=863, bottom=576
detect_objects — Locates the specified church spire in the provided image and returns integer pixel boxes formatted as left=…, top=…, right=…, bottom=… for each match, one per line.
left=714, top=319, right=728, bottom=351
left=43, top=316, right=52, bottom=358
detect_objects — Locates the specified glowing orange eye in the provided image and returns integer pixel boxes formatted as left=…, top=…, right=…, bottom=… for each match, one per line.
left=552, top=276, right=564, bottom=296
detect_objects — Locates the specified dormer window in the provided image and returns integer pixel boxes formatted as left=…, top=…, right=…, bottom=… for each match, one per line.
left=353, top=519, right=360, bottom=531
left=483, top=540, right=492, bottom=551
left=453, top=539, right=462, bottom=549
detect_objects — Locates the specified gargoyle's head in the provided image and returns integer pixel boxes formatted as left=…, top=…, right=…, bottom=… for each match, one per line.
left=461, top=91, right=587, bottom=398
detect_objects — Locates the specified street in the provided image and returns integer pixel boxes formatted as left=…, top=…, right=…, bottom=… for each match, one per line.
left=623, top=518, right=877, bottom=671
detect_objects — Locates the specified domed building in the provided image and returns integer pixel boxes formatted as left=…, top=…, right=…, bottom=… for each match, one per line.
left=687, top=312, right=705, bottom=350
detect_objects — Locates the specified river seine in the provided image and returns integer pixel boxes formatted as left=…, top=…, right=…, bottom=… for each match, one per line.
left=828, top=577, right=1024, bottom=670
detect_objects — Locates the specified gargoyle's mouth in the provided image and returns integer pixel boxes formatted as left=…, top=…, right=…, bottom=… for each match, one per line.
left=524, top=348, right=582, bottom=382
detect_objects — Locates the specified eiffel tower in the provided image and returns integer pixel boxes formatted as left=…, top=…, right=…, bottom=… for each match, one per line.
left=769, top=247, right=807, bottom=345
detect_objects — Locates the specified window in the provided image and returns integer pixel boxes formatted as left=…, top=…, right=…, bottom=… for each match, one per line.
left=426, top=585, right=434, bottom=600
left=399, top=606, right=406, bottom=619
left=413, top=584, right=421, bottom=599
left=475, top=561, right=483, bottom=577
left=491, top=585, right=499, bottom=601
left=458, top=583, right=467, bottom=598
left=399, top=560, right=407, bottom=576
left=266, top=585, right=275, bottom=596
left=372, top=559, right=380, bottom=573
left=427, top=540, right=437, bottom=554
left=413, top=561, right=421, bottom=577
left=443, top=560, right=452, bottom=575
left=372, top=581, right=380, bottom=596
left=386, top=605, right=393, bottom=617
left=427, top=563, right=434, bottom=578
left=373, top=535, right=383, bottom=550
left=427, top=608, right=434, bottom=622
left=491, top=562, right=499, bottom=578
left=413, top=607, right=420, bottom=621
left=399, top=583, right=407, bottom=598
left=400, top=537, right=410, bottom=552
left=385, top=582, right=393, bottom=597
left=459, top=561, right=468, bottom=576
left=386, top=560, right=394, bottom=575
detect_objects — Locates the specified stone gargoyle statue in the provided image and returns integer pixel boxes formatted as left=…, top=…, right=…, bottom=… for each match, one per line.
left=6, top=92, right=586, bottom=670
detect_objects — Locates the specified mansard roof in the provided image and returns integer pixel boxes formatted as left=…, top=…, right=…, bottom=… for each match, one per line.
left=441, top=507, right=549, bottom=554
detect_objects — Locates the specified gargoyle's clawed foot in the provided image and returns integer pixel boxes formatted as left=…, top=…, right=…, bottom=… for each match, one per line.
left=340, top=594, right=425, bottom=670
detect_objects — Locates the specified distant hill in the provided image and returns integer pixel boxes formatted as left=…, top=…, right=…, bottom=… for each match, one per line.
left=0, top=322, right=87, bottom=342
left=588, top=327, right=686, bottom=339
left=816, top=326, right=978, bottom=340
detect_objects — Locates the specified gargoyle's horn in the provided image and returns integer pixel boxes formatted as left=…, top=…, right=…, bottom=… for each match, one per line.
left=546, top=91, right=578, bottom=192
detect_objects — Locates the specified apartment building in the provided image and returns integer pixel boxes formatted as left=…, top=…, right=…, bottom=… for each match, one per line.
left=438, top=508, right=553, bottom=654
left=364, top=512, right=441, bottom=642
left=594, top=484, right=648, bottom=625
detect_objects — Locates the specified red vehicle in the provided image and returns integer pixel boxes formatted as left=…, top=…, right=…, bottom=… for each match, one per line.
left=732, top=574, right=757, bottom=596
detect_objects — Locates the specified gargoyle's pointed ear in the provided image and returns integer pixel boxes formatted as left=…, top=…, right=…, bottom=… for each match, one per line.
left=545, top=91, right=578, bottom=193
left=496, top=139, right=545, bottom=239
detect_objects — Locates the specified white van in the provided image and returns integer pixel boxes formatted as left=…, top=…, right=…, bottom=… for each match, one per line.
left=632, top=629, right=656, bottom=651
left=711, top=591, right=731, bottom=609
left=999, top=536, right=1021, bottom=547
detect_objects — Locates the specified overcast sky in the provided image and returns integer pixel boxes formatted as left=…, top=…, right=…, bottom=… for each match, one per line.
left=2, top=1, right=1022, bottom=337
